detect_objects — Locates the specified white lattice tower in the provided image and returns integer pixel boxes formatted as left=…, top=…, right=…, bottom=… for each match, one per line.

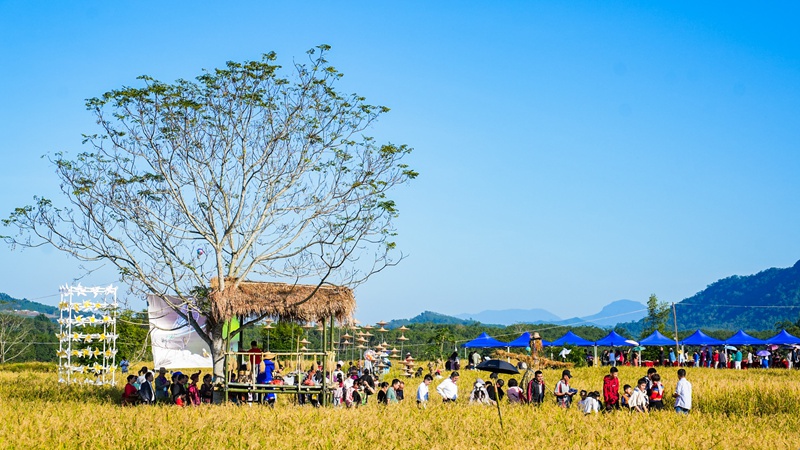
left=56, top=285, right=118, bottom=385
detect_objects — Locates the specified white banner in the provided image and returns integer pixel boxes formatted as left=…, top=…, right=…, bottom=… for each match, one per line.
left=147, top=295, right=212, bottom=369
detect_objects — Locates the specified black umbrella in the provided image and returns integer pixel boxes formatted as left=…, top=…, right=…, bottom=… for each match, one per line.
left=476, top=359, right=520, bottom=375
left=476, top=359, right=519, bottom=429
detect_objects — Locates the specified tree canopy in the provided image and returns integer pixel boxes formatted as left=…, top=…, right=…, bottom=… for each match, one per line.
left=3, top=45, right=417, bottom=375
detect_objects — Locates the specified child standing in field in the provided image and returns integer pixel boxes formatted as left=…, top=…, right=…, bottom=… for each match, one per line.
left=629, top=378, right=649, bottom=413
left=649, top=373, right=664, bottom=410
left=602, top=367, right=620, bottom=409
left=120, top=358, right=129, bottom=375
left=620, top=384, right=632, bottom=409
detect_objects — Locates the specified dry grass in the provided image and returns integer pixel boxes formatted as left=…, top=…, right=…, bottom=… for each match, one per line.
left=1, top=363, right=799, bottom=449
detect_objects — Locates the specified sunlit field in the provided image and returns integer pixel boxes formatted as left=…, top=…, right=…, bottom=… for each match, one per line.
left=1, top=363, right=799, bottom=449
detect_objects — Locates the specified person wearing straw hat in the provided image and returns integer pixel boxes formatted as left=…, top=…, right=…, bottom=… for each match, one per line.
left=256, top=351, right=277, bottom=405
left=154, top=367, right=170, bottom=404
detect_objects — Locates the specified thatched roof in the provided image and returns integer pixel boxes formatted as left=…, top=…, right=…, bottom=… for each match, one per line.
left=209, top=278, right=355, bottom=324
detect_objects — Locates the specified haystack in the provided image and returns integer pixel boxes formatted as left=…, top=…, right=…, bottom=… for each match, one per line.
left=209, top=277, right=355, bottom=323
left=493, top=349, right=573, bottom=370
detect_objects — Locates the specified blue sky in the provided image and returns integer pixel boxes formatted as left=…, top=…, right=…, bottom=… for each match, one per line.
left=1, top=1, right=798, bottom=324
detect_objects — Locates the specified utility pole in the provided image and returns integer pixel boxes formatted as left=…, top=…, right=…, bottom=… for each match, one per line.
left=672, top=302, right=680, bottom=364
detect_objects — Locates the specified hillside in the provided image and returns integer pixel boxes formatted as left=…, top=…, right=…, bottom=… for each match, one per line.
left=618, top=260, right=800, bottom=334
left=386, top=311, right=482, bottom=328
left=0, top=293, right=58, bottom=316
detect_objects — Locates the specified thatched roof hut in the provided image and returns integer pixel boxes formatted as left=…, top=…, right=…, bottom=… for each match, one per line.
left=209, top=278, right=355, bottom=324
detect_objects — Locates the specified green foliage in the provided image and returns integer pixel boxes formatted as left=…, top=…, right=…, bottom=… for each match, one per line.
left=617, top=260, right=800, bottom=333
left=641, top=294, right=670, bottom=339
left=257, top=322, right=306, bottom=352
left=4, top=45, right=418, bottom=377
left=114, top=309, right=152, bottom=362
left=387, top=311, right=480, bottom=328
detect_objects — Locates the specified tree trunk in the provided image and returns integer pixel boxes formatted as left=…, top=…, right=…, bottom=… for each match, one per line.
left=209, top=322, right=226, bottom=379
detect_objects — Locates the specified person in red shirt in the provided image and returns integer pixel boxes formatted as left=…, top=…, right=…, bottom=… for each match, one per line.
left=247, top=341, right=263, bottom=368
left=602, top=366, right=620, bottom=410
left=122, top=375, right=139, bottom=406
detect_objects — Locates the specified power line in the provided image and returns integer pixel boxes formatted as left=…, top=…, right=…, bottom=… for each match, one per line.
left=678, top=303, right=800, bottom=309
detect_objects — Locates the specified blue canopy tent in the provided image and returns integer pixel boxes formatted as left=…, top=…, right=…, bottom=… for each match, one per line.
left=639, top=330, right=676, bottom=346
left=595, top=331, right=636, bottom=347
left=724, top=330, right=767, bottom=346
left=766, top=329, right=800, bottom=345
left=550, top=331, right=595, bottom=347
left=506, top=332, right=551, bottom=348
left=462, top=332, right=508, bottom=348
left=680, top=330, right=724, bottom=346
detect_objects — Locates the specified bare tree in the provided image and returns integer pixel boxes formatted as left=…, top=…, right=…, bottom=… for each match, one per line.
left=3, top=45, right=417, bottom=376
left=0, top=313, right=33, bottom=364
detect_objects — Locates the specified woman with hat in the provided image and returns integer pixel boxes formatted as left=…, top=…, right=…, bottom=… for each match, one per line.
left=154, top=368, right=170, bottom=403
left=256, top=351, right=277, bottom=405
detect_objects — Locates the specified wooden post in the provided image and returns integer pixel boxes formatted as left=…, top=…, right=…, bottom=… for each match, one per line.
left=223, top=334, right=229, bottom=404
left=321, top=319, right=328, bottom=406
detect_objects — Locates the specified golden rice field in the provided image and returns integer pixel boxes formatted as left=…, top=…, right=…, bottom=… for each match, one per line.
left=1, top=363, right=799, bottom=449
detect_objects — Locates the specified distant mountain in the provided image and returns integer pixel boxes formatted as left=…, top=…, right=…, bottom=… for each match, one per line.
left=455, top=308, right=561, bottom=325
left=617, top=260, right=800, bottom=334
left=0, top=292, right=58, bottom=317
left=387, top=311, right=480, bottom=328
left=559, top=299, right=647, bottom=328
left=452, top=300, right=646, bottom=328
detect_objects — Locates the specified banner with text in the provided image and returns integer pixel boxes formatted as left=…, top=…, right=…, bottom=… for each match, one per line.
left=147, top=295, right=212, bottom=369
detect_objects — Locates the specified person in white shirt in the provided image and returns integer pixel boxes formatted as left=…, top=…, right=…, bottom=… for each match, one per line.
left=436, top=371, right=459, bottom=402
left=332, top=362, right=345, bottom=386
left=468, top=378, right=493, bottom=405
left=673, top=368, right=692, bottom=414
left=582, top=391, right=601, bottom=415
left=416, top=374, right=433, bottom=407
left=629, top=378, right=649, bottom=413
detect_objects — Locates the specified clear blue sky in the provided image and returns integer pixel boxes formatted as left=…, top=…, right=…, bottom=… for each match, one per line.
left=1, top=1, right=798, bottom=324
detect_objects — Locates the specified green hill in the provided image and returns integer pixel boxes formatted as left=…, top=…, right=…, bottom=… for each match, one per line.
left=0, top=293, right=58, bottom=316
left=387, top=310, right=484, bottom=328
left=618, top=260, right=800, bottom=334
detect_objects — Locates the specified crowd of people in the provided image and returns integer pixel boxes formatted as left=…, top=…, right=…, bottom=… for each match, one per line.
left=120, top=340, right=729, bottom=413
left=120, top=353, right=695, bottom=414
left=438, top=366, right=693, bottom=415
left=597, top=346, right=798, bottom=369
left=121, top=366, right=214, bottom=406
